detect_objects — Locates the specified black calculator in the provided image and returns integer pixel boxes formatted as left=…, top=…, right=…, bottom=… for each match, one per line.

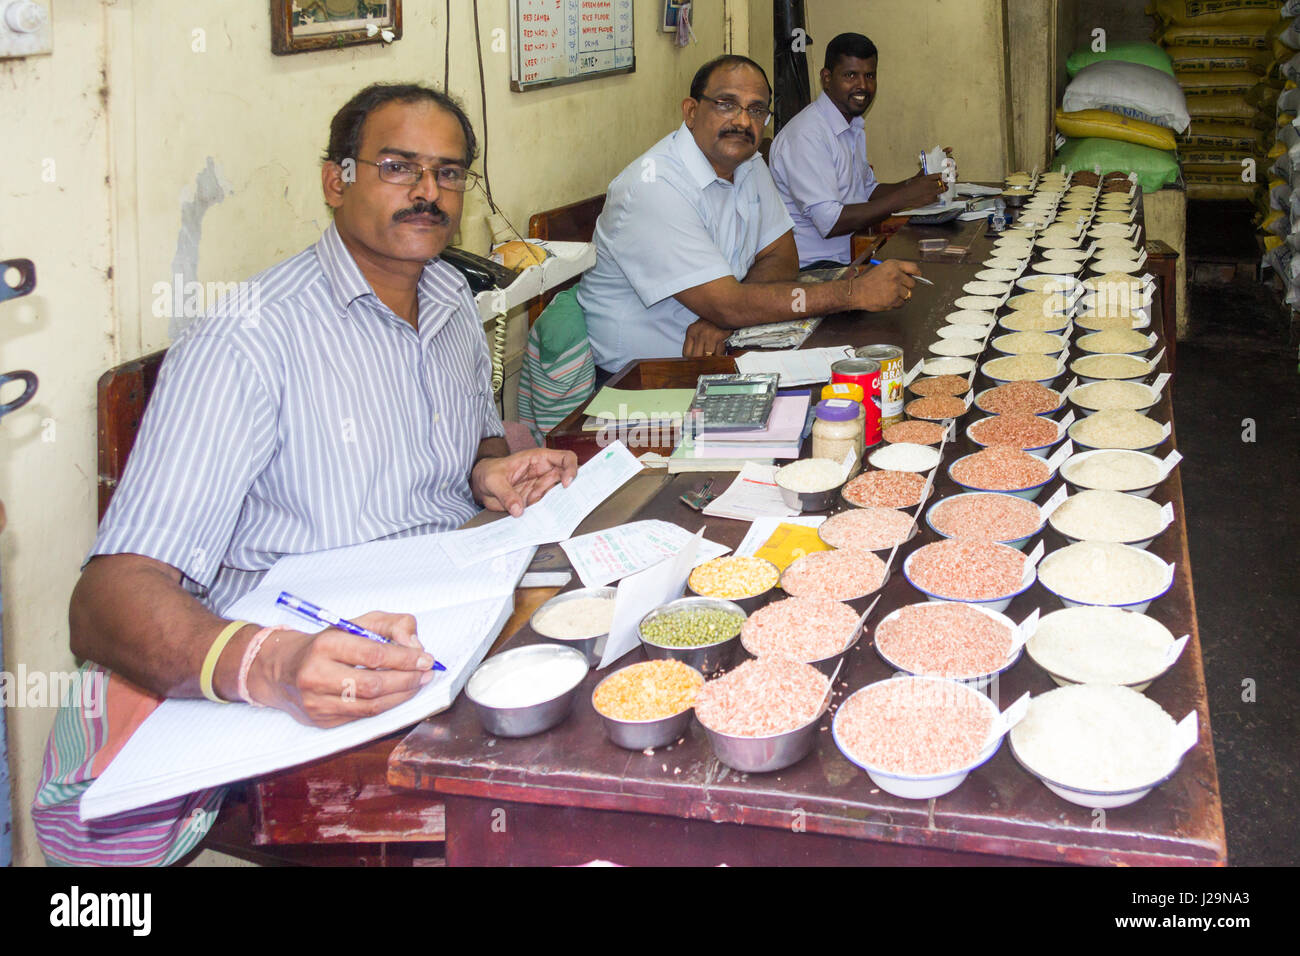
left=688, top=373, right=780, bottom=432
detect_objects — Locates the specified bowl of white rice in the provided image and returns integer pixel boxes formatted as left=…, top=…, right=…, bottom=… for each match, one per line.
left=990, top=330, right=1070, bottom=356
left=929, top=336, right=985, bottom=358
left=1009, top=684, right=1191, bottom=808
left=1070, top=353, right=1153, bottom=385
left=1037, top=541, right=1174, bottom=612
left=1060, top=448, right=1167, bottom=497
left=1015, top=274, right=1082, bottom=294
left=1068, top=409, right=1170, bottom=454
left=921, top=355, right=977, bottom=376
left=775, top=457, right=849, bottom=512
left=981, top=353, right=1067, bottom=388
left=831, top=676, right=1005, bottom=799
left=996, top=311, right=1072, bottom=335
left=867, top=442, right=942, bottom=474
left=1068, top=380, right=1160, bottom=416
left=1076, top=329, right=1157, bottom=357
left=939, top=322, right=994, bottom=341
left=530, top=586, right=619, bottom=666
left=1047, top=489, right=1173, bottom=550
left=1074, top=307, right=1150, bottom=331
left=1026, top=606, right=1181, bottom=691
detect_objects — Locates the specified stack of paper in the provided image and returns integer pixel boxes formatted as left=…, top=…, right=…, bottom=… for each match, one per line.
left=581, top=386, right=694, bottom=433
left=668, top=391, right=811, bottom=473
left=734, top=346, right=855, bottom=387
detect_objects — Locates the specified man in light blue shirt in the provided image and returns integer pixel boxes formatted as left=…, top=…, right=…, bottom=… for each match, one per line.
left=578, top=54, right=922, bottom=374
left=770, top=33, right=947, bottom=269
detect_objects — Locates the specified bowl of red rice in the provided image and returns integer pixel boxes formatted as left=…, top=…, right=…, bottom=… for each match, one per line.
left=841, top=469, right=934, bottom=510
left=965, top=412, right=1066, bottom=458
left=948, top=446, right=1056, bottom=500
left=925, top=491, right=1044, bottom=550
left=903, top=538, right=1034, bottom=613
left=817, top=506, right=919, bottom=553
left=780, top=548, right=890, bottom=603
left=873, top=601, right=1023, bottom=689
left=694, top=658, right=832, bottom=773
left=739, top=596, right=865, bottom=676
left=832, top=676, right=1004, bottom=799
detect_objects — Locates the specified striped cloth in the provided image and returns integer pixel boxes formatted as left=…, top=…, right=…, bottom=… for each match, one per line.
left=34, top=223, right=504, bottom=864
left=517, top=288, right=596, bottom=442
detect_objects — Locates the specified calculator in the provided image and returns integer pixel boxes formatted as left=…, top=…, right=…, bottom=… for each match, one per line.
left=688, top=373, right=780, bottom=432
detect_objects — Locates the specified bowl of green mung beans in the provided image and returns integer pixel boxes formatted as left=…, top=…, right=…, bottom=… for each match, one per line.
left=638, top=597, right=747, bottom=675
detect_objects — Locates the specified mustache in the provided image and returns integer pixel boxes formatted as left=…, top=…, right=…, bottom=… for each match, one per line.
left=393, top=201, right=450, bottom=224
left=720, top=128, right=754, bottom=142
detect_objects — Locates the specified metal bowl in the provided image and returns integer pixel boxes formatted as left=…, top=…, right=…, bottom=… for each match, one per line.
left=776, top=479, right=846, bottom=513
left=464, top=644, right=589, bottom=738
left=529, top=586, right=617, bottom=666
left=591, top=661, right=703, bottom=750
left=817, top=507, right=920, bottom=553
left=686, top=558, right=780, bottom=615
left=639, top=596, right=747, bottom=675
left=698, top=704, right=828, bottom=774
left=965, top=413, right=1066, bottom=459
left=780, top=551, right=891, bottom=603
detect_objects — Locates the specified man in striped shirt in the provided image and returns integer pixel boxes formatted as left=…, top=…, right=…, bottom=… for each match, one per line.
left=34, top=85, right=577, bottom=863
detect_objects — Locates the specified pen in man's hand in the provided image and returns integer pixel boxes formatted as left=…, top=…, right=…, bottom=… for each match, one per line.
left=276, top=591, right=445, bottom=671
left=869, top=258, right=934, bottom=286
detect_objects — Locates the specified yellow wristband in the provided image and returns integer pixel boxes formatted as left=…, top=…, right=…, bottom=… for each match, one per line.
left=201, top=620, right=249, bottom=703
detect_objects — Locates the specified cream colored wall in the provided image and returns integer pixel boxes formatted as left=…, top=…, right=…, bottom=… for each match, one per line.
left=801, top=0, right=1010, bottom=183
left=0, top=0, right=723, bottom=866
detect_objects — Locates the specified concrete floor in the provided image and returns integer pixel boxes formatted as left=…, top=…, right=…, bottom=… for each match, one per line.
left=1172, top=223, right=1300, bottom=865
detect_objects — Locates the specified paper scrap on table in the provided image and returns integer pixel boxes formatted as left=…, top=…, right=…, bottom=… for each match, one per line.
left=560, top=519, right=730, bottom=589
left=438, top=441, right=642, bottom=567
left=734, top=345, right=854, bottom=387
left=703, top=462, right=798, bottom=521
left=752, top=522, right=832, bottom=572
left=599, top=528, right=701, bottom=669
left=734, top=515, right=826, bottom=557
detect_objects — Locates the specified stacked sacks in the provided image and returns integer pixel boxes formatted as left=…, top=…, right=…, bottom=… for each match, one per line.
left=1149, top=0, right=1288, bottom=199
left=1056, top=46, right=1187, bottom=192
left=1265, top=2, right=1300, bottom=305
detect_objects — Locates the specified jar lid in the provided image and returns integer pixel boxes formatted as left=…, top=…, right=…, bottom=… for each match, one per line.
left=815, top=399, right=861, bottom=422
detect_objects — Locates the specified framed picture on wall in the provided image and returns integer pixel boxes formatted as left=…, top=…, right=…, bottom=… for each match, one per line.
left=662, top=1, right=686, bottom=33
left=271, top=1, right=403, bottom=55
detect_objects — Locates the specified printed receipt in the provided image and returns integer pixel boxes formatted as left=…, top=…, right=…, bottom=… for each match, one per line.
left=560, top=519, right=731, bottom=589
left=439, top=441, right=643, bottom=567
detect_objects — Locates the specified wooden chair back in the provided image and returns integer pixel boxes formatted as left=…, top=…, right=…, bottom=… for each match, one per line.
left=526, top=194, right=605, bottom=325
left=97, top=350, right=167, bottom=521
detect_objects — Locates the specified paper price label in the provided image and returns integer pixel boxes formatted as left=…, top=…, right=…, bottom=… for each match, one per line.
left=1057, top=409, right=1076, bottom=435
left=1047, top=439, right=1074, bottom=474
left=1160, top=449, right=1182, bottom=476
left=1173, top=711, right=1199, bottom=758
left=1160, top=421, right=1172, bottom=440
left=1164, top=634, right=1190, bottom=668
left=1136, top=248, right=1147, bottom=267
left=1014, top=608, right=1040, bottom=651
left=964, top=392, right=974, bottom=412
left=1149, top=346, right=1166, bottom=370
left=1160, top=501, right=1175, bottom=526
left=987, top=692, right=1032, bottom=745
left=1140, top=272, right=1155, bottom=285
left=1039, top=484, right=1069, bottom=519
left=1026, top=540, right=1045, bottom=568
left=1060, top=376, right=1079, bottom=400
left=1152, top=372, right=1172, bottom=395
left=903, top=359, right=924, bottom=386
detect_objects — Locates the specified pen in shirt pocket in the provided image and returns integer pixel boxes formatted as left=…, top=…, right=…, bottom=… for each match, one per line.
left=276, top=591, right=445, bottom=672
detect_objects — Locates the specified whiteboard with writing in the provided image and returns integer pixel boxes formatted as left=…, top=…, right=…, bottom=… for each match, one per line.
left=510, top=0, right=635, bottom=91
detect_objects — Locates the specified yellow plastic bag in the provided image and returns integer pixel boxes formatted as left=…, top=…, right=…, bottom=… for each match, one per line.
left=1185, top=92, right=1272, bottom=123
left=1176, top=70, right=1268, bottom=95
left=1156, top=23, right=1272, bottom=48
left=1166, top=45, right=1276, bottom=74
left=1054, top=108, right=1178, bottom=150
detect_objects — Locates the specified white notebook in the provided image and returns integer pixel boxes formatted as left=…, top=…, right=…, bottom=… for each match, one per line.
left=80, top=534, right=533, bottom=821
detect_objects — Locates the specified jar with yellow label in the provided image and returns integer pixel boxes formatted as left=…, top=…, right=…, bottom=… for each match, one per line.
left=812, top=399, right=864, bottom=475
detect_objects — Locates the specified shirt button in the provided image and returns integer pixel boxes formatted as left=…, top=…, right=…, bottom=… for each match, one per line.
left=432, top=413, right=441, bottom=424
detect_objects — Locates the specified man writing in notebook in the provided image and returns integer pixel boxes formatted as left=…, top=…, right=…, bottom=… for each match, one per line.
left=67, top=84, right=577, bottom=727
left=769, top=33, right=947, bottom=269
left=576, top=54, right=922, bottom=376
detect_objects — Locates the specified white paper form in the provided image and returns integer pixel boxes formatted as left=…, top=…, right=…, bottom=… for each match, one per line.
left=702, top=462, right=799, bottom=521
left=734, top=346, right=854, bottom=386
left=599, top=529, right=702, bottom=669
left=439, top=440, right=643, bottom=567
left=560, top=519, right=731, bottom=588
left=82, top=542, right=532, bottom=821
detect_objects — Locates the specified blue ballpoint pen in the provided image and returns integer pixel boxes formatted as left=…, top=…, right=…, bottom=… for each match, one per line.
left=869, top=258, right=934, bottom=286
left=276, top=591, right=445, bottom=672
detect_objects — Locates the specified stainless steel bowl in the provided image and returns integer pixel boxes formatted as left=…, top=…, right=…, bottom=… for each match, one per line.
left=591, top=662, right=703, bottom=751
left=464, top=644, right=589, bottom=738
left=639, top=596, right=747, bottom=675
left=776, top=480, right=845, bottom=513
left=699, top=706, right=826, bottom=774
left=529, top=586, right=617, bottom=666
left=686, top=558, right=779, bottom=615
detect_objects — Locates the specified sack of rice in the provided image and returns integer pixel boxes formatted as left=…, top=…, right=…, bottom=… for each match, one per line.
left=1176, top=69, right=1268, bottom=97
left=1053, top=138, right=1181, bottom=192
left=1054, top=108, right=1178, bottom=150
left=1184, top=119, right=1268, bottom=150
left=1165, top=44, right=1276, bottom=74
left=1148, top=0, right=1283, bottom=29
left=1066, top=40, right=1174, bottom=77
left=1062, top=61, right=1191, bottom=132
left=1184, top=92, right=1269, bottom=122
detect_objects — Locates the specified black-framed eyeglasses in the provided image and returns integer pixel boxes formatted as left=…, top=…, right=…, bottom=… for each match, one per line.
left=696, top=94, right=773, bottom=126
left=355, top=158, right=482, bottom=192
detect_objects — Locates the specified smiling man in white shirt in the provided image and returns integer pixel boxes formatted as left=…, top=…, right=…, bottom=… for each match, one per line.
left=577, top=54, right=921, bottom=374
left=770, top=33, right=947, bottom=269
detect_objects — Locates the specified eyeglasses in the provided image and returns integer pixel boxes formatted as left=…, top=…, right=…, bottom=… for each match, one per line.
left=356, top=158, right=481, bottom=192
left=696, top=94, right=772, bottom=126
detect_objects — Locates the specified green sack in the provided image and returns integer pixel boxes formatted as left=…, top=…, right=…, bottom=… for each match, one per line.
left=1067, top=40, right=1176, bottom=78
left=1053, top=137, right=1181, bottom=193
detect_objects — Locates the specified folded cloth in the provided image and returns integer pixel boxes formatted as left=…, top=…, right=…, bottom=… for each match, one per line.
left=517, top=288, right=596, bottom=443
left=32, top=663, right=226, bottom=866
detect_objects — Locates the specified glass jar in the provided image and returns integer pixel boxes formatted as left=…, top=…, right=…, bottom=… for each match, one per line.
left=812, top=399, right=864, bottom=475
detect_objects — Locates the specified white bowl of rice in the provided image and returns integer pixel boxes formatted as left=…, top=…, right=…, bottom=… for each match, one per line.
left=1076, top=329, right=1157, bottom=357
left=981, top=354, right=1066, bottom=388
left=1068, top=409, right=1169, bottom=454
left=1068, top=380, right=1160, bottom=417
left=867, top=441, right=942, bottom=473
left=1070, top=353, right=1153, bottom=385
left=832, top=676, right=1004, bottom=799
left=1037, top=541, right=1174, bottom=613
left=926, top=491, right=1045, bottom=549
left=997, top=310, right=1072, bottom=335
left=1026, top=606, right=1181, bottom=691
left=1047, top=489, right=1173, bottom=550
left=1060, top=448, right=1167, bottom=497
left=1009, top=684, right=1191, bottom=808
left=1015, top=274, right=1082, bottom=294
left=921, top=355, right=977, bottom=376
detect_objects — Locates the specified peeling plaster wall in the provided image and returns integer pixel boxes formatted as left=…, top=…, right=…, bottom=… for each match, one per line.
left=1, top=0, right=722, bottom=865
